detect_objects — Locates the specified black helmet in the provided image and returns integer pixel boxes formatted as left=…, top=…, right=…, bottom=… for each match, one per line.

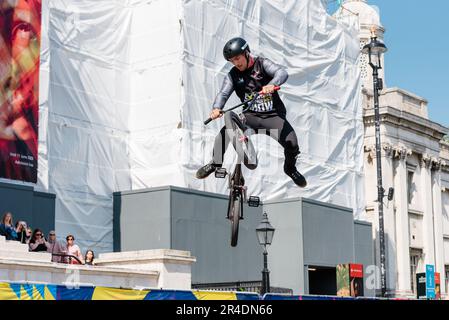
left=223, top=37, right=250, bottom=60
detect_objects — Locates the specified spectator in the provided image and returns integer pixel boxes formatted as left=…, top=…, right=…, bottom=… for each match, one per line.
left=0, top=212, right=18, bottom=240
left=15, top=220, right=29, bottom=244
left=25, top=227, right=32, bottom=243
left=66, top=234, right=83, bottom=264
left=29, top=228, right=48, bottom=252
left=47, top=230, right=64, bottom=263
left=84, top=250, right=96, bottom=266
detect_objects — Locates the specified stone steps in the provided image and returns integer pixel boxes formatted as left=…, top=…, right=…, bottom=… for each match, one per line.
left=0, top=250, right=51, bottom=263
left=0, top=235, right=52, bottom=263
left=0, top=240, right=30, bottom=253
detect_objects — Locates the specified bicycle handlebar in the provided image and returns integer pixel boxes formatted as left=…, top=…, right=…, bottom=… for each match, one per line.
left=204, top=117, right=214, bottom=125
left=203, top=86, right=280, bottom=125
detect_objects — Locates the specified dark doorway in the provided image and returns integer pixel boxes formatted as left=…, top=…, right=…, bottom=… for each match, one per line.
left=308, top=266, right=337, bottom=295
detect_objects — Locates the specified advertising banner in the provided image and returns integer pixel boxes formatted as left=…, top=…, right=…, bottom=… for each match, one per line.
left=336, top=264, right=350, bottom=297
left=435, top=272, right=440, bottom=300
left=426, top=265, right=435, bottom=299
left=337, top=263, right=364, bottom=297
left=349, top=264, right=364, bottom=297
left=0, top=0, right=41, bottom=183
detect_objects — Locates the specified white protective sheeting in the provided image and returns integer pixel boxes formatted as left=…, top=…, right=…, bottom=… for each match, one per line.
left=38, top=0, right=185, bottom=252
left=180, top=0, right=365, bottom=219
left=35, top=0, right=365, bottom=253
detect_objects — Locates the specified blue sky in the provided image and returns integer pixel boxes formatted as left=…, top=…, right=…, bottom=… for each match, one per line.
left=363, top=0, right=449, bottom=128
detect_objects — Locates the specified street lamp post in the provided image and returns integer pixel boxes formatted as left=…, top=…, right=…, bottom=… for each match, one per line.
left=362, top=27, right=388, bottom=298
left=256, top=212, right=275, bottom=295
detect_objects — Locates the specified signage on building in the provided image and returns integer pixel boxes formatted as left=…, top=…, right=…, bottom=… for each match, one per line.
left=417, top=265, right=437, bottom=300
left=416, top=272, right=426, bottom=299
left=426, top=265, right=435, bottom=299
left=435, top=272, right=441, bottom=300
left=337, top=263, right=364, bottom=297
left=0, top=0, right=41, bottom=183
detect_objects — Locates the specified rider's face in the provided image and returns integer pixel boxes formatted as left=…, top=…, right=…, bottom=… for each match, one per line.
left=229, top=54, right=247, bottom=72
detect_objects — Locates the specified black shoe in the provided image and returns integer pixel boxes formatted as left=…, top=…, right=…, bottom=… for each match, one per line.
left=196, top=162, right=220, bottom=179
left=286, top=170, right=307, bottom=188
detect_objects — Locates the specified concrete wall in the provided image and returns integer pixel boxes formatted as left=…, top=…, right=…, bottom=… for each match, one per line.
left=0, top=182, right=56, bottom=234
left=301, top=199, right=355, bottom=267
left=262, top=198, right=305, bottom=295
left=113, top=187, right=171, bottom=251
left=114, top=186, right=264, bottom=285
left=259, top=198, right=375, bottom=296
left=114, top=186, right=374, bottom=295
left=263, top=198, right=369, bottom=295
left=354, top=220, right=375, bottom=297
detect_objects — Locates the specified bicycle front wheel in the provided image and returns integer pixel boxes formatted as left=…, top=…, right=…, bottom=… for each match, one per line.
left=230, top=193, right=242, bottom=247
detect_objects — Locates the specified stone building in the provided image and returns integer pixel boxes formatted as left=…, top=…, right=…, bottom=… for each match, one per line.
left=336, top=0, right=449, bottom=298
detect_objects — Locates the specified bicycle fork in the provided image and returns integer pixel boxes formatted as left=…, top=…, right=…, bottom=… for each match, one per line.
left=227, top=169, right=246, bottom=221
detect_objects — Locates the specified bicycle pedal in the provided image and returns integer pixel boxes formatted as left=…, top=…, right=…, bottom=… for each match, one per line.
left=248, top=196, right=261, bottom=207
left=215, top=168, right=227, bottom=178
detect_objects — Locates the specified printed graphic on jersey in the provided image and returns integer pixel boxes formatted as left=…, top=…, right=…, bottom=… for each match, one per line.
left=245, top=92, right=274, bottom=112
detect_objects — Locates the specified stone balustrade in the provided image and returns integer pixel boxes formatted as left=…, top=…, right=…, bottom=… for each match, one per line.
left=0, top=235, right=195, bottom=290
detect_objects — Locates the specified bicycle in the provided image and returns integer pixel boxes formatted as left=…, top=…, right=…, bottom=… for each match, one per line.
left=203, top=86, right=281, bottom=247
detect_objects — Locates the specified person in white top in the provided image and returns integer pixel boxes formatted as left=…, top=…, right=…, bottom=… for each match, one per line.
left=65, top=234, right=84, bottom=264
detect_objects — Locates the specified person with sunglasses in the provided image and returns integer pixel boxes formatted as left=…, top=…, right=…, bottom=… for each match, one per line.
left=65, top=234, right=84, bottom=265
left=47, top=230, right=64, bottom=263
left=29, top=228, right=49, bottom=252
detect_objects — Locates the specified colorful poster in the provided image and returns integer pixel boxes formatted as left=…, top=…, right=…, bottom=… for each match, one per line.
left=0, top=0, right=41, bottom=183
left=349, top=263, right=364, bottom=297
left=435, top=272, right=441, bottom=300
left=337, top=263, right=364, bottom=297
left=426, top=265, right=435, bottom=299
left=336, top=264, right=350, bottom=297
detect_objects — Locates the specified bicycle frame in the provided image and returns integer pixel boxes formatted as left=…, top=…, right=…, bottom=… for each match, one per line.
left=204, top=85, right=280, bottom=246
left=227, top=163, right=247, bottom=221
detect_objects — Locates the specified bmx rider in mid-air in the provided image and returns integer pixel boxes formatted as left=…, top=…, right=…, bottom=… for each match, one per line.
left=196, top=37, right=307, bottom=188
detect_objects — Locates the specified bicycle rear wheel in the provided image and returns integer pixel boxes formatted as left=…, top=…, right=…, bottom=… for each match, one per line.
left=224, top=112, right=258, bottom=170
left=230, top=192, right=242, bottom=247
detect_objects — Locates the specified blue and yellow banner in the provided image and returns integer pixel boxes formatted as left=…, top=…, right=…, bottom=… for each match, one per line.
left=2, top=282, right=398, bottom=300
left=0, top=282, right=260, bottom=300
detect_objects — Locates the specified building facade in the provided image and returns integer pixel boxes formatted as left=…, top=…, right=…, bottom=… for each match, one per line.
left=337, top=0, right=449, bottom=298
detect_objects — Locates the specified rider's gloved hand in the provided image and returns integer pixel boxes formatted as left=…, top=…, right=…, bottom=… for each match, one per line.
left=210, top=108, right=223, bottom=120
left=261, top=84, right=276, bottom=94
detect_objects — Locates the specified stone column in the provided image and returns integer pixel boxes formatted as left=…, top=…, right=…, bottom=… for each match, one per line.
left=365, top=145, right=381, bottom=290
left=365, top=143, right=397, bottom=294
left=421, top=154, right=436, bottom=267
left=393, top=147, right=412, bottom=296
left=432, top=160, right=446, bottom=295
left=381, top=143, right=397, bottom=293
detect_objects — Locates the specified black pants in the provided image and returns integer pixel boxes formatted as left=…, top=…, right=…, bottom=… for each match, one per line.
left=212, top=112, right=300, bottom=173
